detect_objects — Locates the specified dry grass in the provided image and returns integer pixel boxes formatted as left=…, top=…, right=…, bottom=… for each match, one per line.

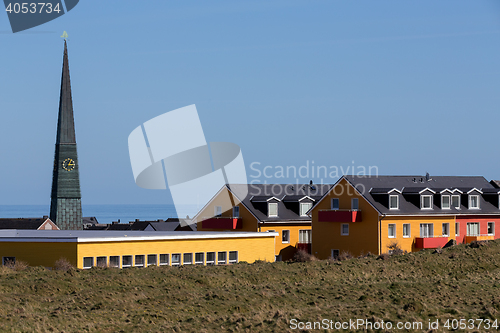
left=0, top=240, right=499, bottom=332
left=54, top=258, right=75, bottom=271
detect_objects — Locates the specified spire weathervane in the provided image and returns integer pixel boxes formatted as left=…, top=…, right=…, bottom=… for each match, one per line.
left=61, top=31, right=68, bottom=40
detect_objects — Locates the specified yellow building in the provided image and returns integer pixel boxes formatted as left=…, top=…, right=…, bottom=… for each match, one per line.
left=311, top=175, right=500, bottom=259
left=193, top=184, right=330, bottom=261
left=0, top=230, right=277, bottom=269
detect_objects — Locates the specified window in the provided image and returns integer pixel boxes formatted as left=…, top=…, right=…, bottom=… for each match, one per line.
left=331, top=249, right=339, bottom=259
left=388, top=224, right=396, bottom=238
left=233, top=206, right=239, bottom=218
left=268, top=202, right=278, bottom=217
left=341, top=223, right=349, bottom=236
left=351, top=198, right=359, bottom=211
left=403, top=224, right=411, bottom=238
left=215, top=206, right=222, bottom=217
left=421, top=195, right=432, bottom=209
left=331, top=198, right=339, bottom=210
left=467, top=222, right=480, bottom=236
left=96, top=256, right=107, bottom=267
left=455, top=223, right=459, bottom=237
left=442, top=223, right=450, bottom=237
left=452, top=195, right=460, bottom=209
left=195, top=252, right=204, bottom=265
left=109, top=256, right=120, bottom=268
left=83, top=257, right=94, bottom=269
left=229, top=251, right=238, bottom=264
left=171, top=254, right=181, bottom=266
left=282, top=230, right=290, bottom=243
left=218, top=252, right=227, bottom=265
left=442, top=195, right=451, bottom=209
left=488, top=222, right=495, bottom=236
left=299, top=230, right=312, bottom=243
left=469, top=195, right=479, bottom=209
left=159, top=254, right=169, bottom=266
left=389, top=195, right=399, bottom=210
left=122, top=255, right=132, bottom=268
left=147, top=254, right=157, bottom=266
left=135, top=255, right=145, bottom=267
left=206, top=252, right=215, bottom=265
left=420, top=223, right=434, bottom=238
left=183, top=253, right=193, bottom=265
left=2, top=257, right=15, bottom=266
left=300, top=202, right=313, bottom=216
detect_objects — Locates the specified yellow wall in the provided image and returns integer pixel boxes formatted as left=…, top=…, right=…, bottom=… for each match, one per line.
left=311, top=178, right=380, bottom=259
left=0, top=242, right=77, bottom=267
left=196, top=187, right=258, bottom=232
left=260, top=224, right=311, bottom=260
left=381, top=216, right=456, bottom=253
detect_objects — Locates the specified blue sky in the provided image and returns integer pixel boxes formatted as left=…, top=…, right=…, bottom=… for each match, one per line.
left=0, top=0, right=499, bottom=206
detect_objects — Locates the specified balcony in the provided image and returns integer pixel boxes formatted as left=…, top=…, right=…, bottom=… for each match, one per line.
left=318, top=210, right=362, bottom=223
left=415, top=237, right=449, bottom=249
left=201, top=217, right=242, bottom=230
left=464, top=235, right=495, bottom=243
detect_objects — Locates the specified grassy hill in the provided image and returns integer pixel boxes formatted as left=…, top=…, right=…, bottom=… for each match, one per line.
left=0, top=241, right=499, bottom=332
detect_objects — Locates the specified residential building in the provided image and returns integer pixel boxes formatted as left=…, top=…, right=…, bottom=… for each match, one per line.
left=0, top=217, right=59, bottom=230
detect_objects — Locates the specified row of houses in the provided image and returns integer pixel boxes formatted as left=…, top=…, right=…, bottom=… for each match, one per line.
left=194, top=175, right=500, bottom=260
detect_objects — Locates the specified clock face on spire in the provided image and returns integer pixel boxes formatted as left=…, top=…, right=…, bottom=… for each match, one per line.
left=62, top=158, right=76, bottom=171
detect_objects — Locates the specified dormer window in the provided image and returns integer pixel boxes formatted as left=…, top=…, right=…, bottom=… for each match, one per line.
left=389, top=195, right=399, bottom=210
left=300, top=202, right=312, bottom=216
left=452, top=195, right=460, bottom=209
left=268, top=202, right=278, bottom=217
left=442, top=195, right=451, bottom=209
left=421, top=195, right=432, bottom=209
left=469, top=195, right=479, bottom=209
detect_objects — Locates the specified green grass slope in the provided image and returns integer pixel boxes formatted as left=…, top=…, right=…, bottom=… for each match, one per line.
left=0, top=241, right=499, bottom=332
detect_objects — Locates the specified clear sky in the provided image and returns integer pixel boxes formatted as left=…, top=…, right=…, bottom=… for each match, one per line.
left=0, top=1, right=499, bottom=206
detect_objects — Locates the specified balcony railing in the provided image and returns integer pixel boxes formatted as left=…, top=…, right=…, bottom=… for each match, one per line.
left=201, top=217, right=242, bottom=230
left=318, top=210, right=362, bottom=223
left=415, top=237, right=449, bottom=249
left=464, top=235, right=495, bottom=243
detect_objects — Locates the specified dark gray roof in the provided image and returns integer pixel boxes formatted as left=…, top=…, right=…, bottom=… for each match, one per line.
left=0, top=218, right=50, bottom=230
left=344, top=175, right=500, bottom=215
left=149, top=222, right=180, bottom=231
left=228, top=184, right=331, bottom=222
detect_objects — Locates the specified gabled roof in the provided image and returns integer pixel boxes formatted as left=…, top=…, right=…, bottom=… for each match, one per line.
left=340, top=175, right=500, bottom=215
left=0, top=218, right=56, bottom=230
left=370, top=188, right=402, bottom=194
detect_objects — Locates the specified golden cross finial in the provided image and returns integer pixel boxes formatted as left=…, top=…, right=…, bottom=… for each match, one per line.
left=61, top=31, right=68, bottom=40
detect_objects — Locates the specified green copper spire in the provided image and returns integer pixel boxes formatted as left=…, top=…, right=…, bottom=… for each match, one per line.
left=50, top=40, right=83, bottom=230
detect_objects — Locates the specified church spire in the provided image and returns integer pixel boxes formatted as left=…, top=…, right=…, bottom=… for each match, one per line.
left=50, top=40, right=83, bottom=230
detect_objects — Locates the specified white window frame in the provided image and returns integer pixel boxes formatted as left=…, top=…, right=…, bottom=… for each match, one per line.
left=299, top=230, right=312, bottom=244
left=159, top=254, right=169, bottom=266
left=487, top=222, right=495, bottom=236
left=171, top=253, right=181, bottom=266
left=300, top=202, right=312, bottom=216
left=233, top=206, right=240, bottom=218
left=206, top=252, right=215, bottom=265
left=109, top=256, right=120, bottom=268
left=455, top=223, right=459, bottom=237
left=268, top=202, right=278, bottom=217
left=183, top=253, right=193, bottom=265
left=282, top=230, right=290, bottom=244
left=2, top=257, right=15, bottom=266
left=403, top=223, right=411, bottom=238
left=83, top=257, right=93, bottom=269
left=389, top=195, right=399, bottom=210
left=466, top=222, right=480, bottom=237
left=218, top=252, right=227, bottom=265
left=134, top=255, right=145, bottom=267
left=469, top=195, right=480, bottom=209
left=388, top=224, right=396, bottom=238
left=96, top=256, right=107, bottom=267
left=442, top=223, right=450, bottom=237
left=147, top=254, right=157, bottom=266
left=228, top=251, right=238, bottom=264
left=331, top=249, right=340, bottom=259
left=452, top=195, right=460, bottom=209
left=122, top=255, right=132, bottom=268
left=331, top=198, right=339, bottom=210
left=215, top=206, right=222, bottom=217
left=341, top=223, right=349, bottom=236
left=420, top=223, right=434, bottom=238
left=351, top=198, right=359, bottom=211
left=421, top=195, right=433, bottom=209
left=441, top=195, right=451, bottom=209
left=195, top=252, right=204, bottom=265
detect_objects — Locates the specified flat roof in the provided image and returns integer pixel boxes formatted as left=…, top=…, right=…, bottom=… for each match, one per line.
left=0, top=230, right=279, bottom=243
